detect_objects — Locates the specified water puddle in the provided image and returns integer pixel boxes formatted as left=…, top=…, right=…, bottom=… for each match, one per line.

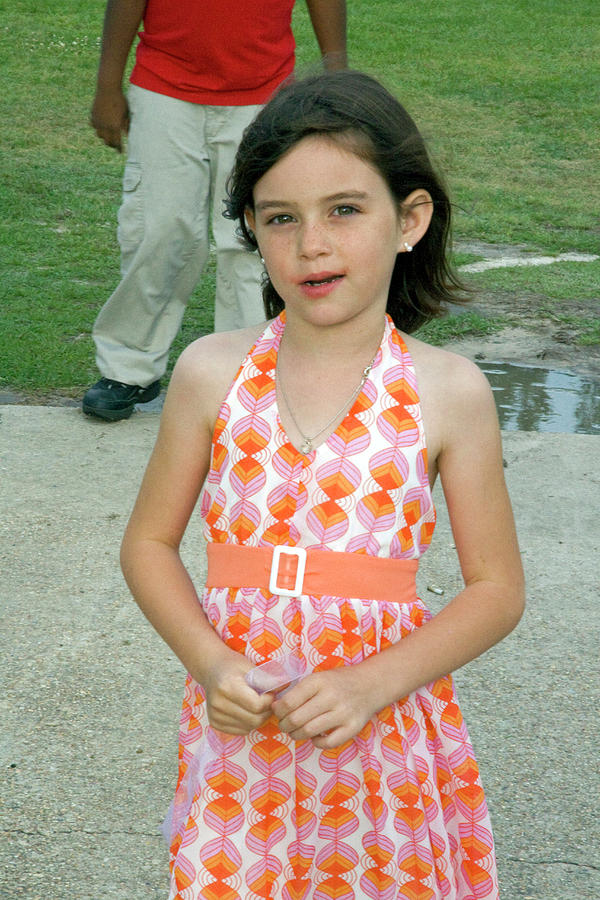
left=477, top=362, right=600, bottom=435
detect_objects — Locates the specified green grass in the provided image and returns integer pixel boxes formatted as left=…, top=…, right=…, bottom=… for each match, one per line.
left=548, top=317, right=600, bottom=346
left=467, top=259, right=600, bottom=303
left=418, top=312, right=505, bottom=346
left=1, top=0, right=598, bottom=396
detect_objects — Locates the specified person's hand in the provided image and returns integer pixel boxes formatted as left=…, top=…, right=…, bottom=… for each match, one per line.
left=272, top=664, right=383, bottom=749
left=203, top=650, right=274, bottom=735
left=89, top=85, right=130, bottom=152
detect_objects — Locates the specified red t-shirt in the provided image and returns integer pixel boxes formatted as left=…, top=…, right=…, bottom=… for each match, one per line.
left=130, top=0, right=297, bottom=105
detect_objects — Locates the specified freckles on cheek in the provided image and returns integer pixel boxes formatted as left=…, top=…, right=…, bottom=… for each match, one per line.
left=263, top=237, right=293, bottom=274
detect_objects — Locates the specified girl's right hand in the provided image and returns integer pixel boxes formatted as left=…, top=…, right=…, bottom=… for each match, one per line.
left=202, top=651, right=274, bottom=735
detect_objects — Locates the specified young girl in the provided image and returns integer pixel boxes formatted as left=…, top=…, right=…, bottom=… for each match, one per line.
left=121, top=71, right=525, bottom=900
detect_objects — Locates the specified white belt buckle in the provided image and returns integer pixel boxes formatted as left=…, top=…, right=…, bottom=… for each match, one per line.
left=269, top=546, right=307, bottom=597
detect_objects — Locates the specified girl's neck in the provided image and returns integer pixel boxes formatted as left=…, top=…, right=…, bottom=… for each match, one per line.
left=275, top=307, right=388, bottom=454
left=279, top=306, right=388, bottom=367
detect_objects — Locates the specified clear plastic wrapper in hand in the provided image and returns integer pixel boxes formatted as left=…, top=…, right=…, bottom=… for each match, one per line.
left=161, top=652, right=307, bottom=845
left=245, top=652, right=306, bottom=695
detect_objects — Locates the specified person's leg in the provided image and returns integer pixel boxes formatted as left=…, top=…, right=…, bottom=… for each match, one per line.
left=91, top=86, right=212, bottom=389
left=207, top=104, right=265, bottom=332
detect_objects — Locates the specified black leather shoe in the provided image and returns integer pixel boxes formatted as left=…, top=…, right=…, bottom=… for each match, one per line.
left=82, top=378, right=161, bottom=421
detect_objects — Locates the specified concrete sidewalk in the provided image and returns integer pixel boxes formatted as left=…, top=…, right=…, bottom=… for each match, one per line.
left=1, top=404, right=598, bottom=899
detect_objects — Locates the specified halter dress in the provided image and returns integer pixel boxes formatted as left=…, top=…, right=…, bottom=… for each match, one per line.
left=167, top=313, right=499, bottom=900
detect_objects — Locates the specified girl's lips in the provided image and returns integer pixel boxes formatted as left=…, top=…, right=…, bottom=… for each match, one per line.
left=299, top=272, right=345, bottom=298
left=301, top=271, right=343, bottom=285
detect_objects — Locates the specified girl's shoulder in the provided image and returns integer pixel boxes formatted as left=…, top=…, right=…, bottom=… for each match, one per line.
left=400, top=332, right=498, bottom=469
left=168, top=322, right=269, bottom=425
left=401, top=331, right=493, bottom=405
left=179, top=322, right=267, bottom=376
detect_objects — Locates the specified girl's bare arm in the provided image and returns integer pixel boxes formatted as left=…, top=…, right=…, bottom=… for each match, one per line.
left=120, top=331, right=272, bottom=732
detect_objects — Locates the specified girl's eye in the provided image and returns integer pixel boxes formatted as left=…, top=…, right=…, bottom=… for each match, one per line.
left=268, top=213, right=294, bottom=225
left=333, top=205, right=359, bottom=217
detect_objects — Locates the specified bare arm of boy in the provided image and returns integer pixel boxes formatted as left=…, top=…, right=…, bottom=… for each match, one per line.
left=90, top=0, right=147, bottom=151
left=120, top=329, right=273, bottom=735
left=274, top=351, right=525, bottom=748
left=305, top=0, right=347, bottom=70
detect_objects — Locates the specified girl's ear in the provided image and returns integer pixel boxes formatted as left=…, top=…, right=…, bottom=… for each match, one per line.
left=245, top=207, right=256, bottom=236
left=398, top=190, right=433, bottom=253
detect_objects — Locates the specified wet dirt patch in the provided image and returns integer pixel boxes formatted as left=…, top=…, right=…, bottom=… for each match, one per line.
left=448, top=290, right=600, bottom=378
left=451, top=241, right=600, bottom=377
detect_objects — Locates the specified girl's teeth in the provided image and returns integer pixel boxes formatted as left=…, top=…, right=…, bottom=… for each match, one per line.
left=308, top=276, right=337, bottom=285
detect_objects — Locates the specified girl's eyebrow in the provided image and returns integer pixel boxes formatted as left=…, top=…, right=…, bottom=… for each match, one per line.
left=254, top=191, right=369, bottom=212
left=326, top=191, right=369, bottom=204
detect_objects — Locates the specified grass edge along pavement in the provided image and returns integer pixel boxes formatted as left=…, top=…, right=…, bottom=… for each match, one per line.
left=0, top=0, right=598, bottom=396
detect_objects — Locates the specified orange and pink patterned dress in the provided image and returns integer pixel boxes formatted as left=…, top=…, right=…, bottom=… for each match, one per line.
left=167, top=313, right=499, bottom=900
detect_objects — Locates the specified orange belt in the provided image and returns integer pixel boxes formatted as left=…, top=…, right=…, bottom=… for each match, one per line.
left=206, top=543, right=418, bottom=604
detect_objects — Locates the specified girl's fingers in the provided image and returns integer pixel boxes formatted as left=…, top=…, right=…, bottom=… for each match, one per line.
left=271, top=675, right=323, bottom=720
left=274, top=671, right=375, bottom=744
left=284, top=710, right=334, bottom=742
left=208, top=704, right=272, bottom=734
left=276, top=686, right=346, bottom=739
left=207, top=682, right=275, bottom=734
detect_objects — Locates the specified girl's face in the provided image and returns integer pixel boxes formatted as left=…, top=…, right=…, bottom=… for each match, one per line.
left=246, top=135, right=405, bottom=329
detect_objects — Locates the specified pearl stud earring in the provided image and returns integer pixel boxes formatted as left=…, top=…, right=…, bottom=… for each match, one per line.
left=403, top=241, right=413, bottom=252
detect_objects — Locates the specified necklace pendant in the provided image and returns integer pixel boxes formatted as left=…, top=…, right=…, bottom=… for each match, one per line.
left=300, top=438, right=313, bottom=454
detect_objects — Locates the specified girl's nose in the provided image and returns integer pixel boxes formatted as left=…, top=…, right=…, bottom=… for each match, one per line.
left=297, top=221, right=331, bottom=258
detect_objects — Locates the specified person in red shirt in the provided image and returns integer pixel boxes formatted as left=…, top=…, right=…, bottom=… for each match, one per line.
left=84, top=0, right=347, bottom=421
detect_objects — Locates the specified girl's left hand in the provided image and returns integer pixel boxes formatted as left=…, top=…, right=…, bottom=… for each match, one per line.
left=272, top=665, right=383, bottom=749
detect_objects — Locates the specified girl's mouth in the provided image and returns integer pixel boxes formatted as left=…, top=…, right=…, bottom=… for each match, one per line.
left=303, top=274, right=343, bottom=286
left=299, top=273, right=345, bottom=299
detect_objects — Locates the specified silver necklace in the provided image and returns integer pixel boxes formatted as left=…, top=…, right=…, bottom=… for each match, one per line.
left=276, top=353, right=376, bottom=455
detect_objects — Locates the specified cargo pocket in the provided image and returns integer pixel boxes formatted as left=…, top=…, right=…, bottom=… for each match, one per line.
left=117, top=162, right=144, bottom=250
